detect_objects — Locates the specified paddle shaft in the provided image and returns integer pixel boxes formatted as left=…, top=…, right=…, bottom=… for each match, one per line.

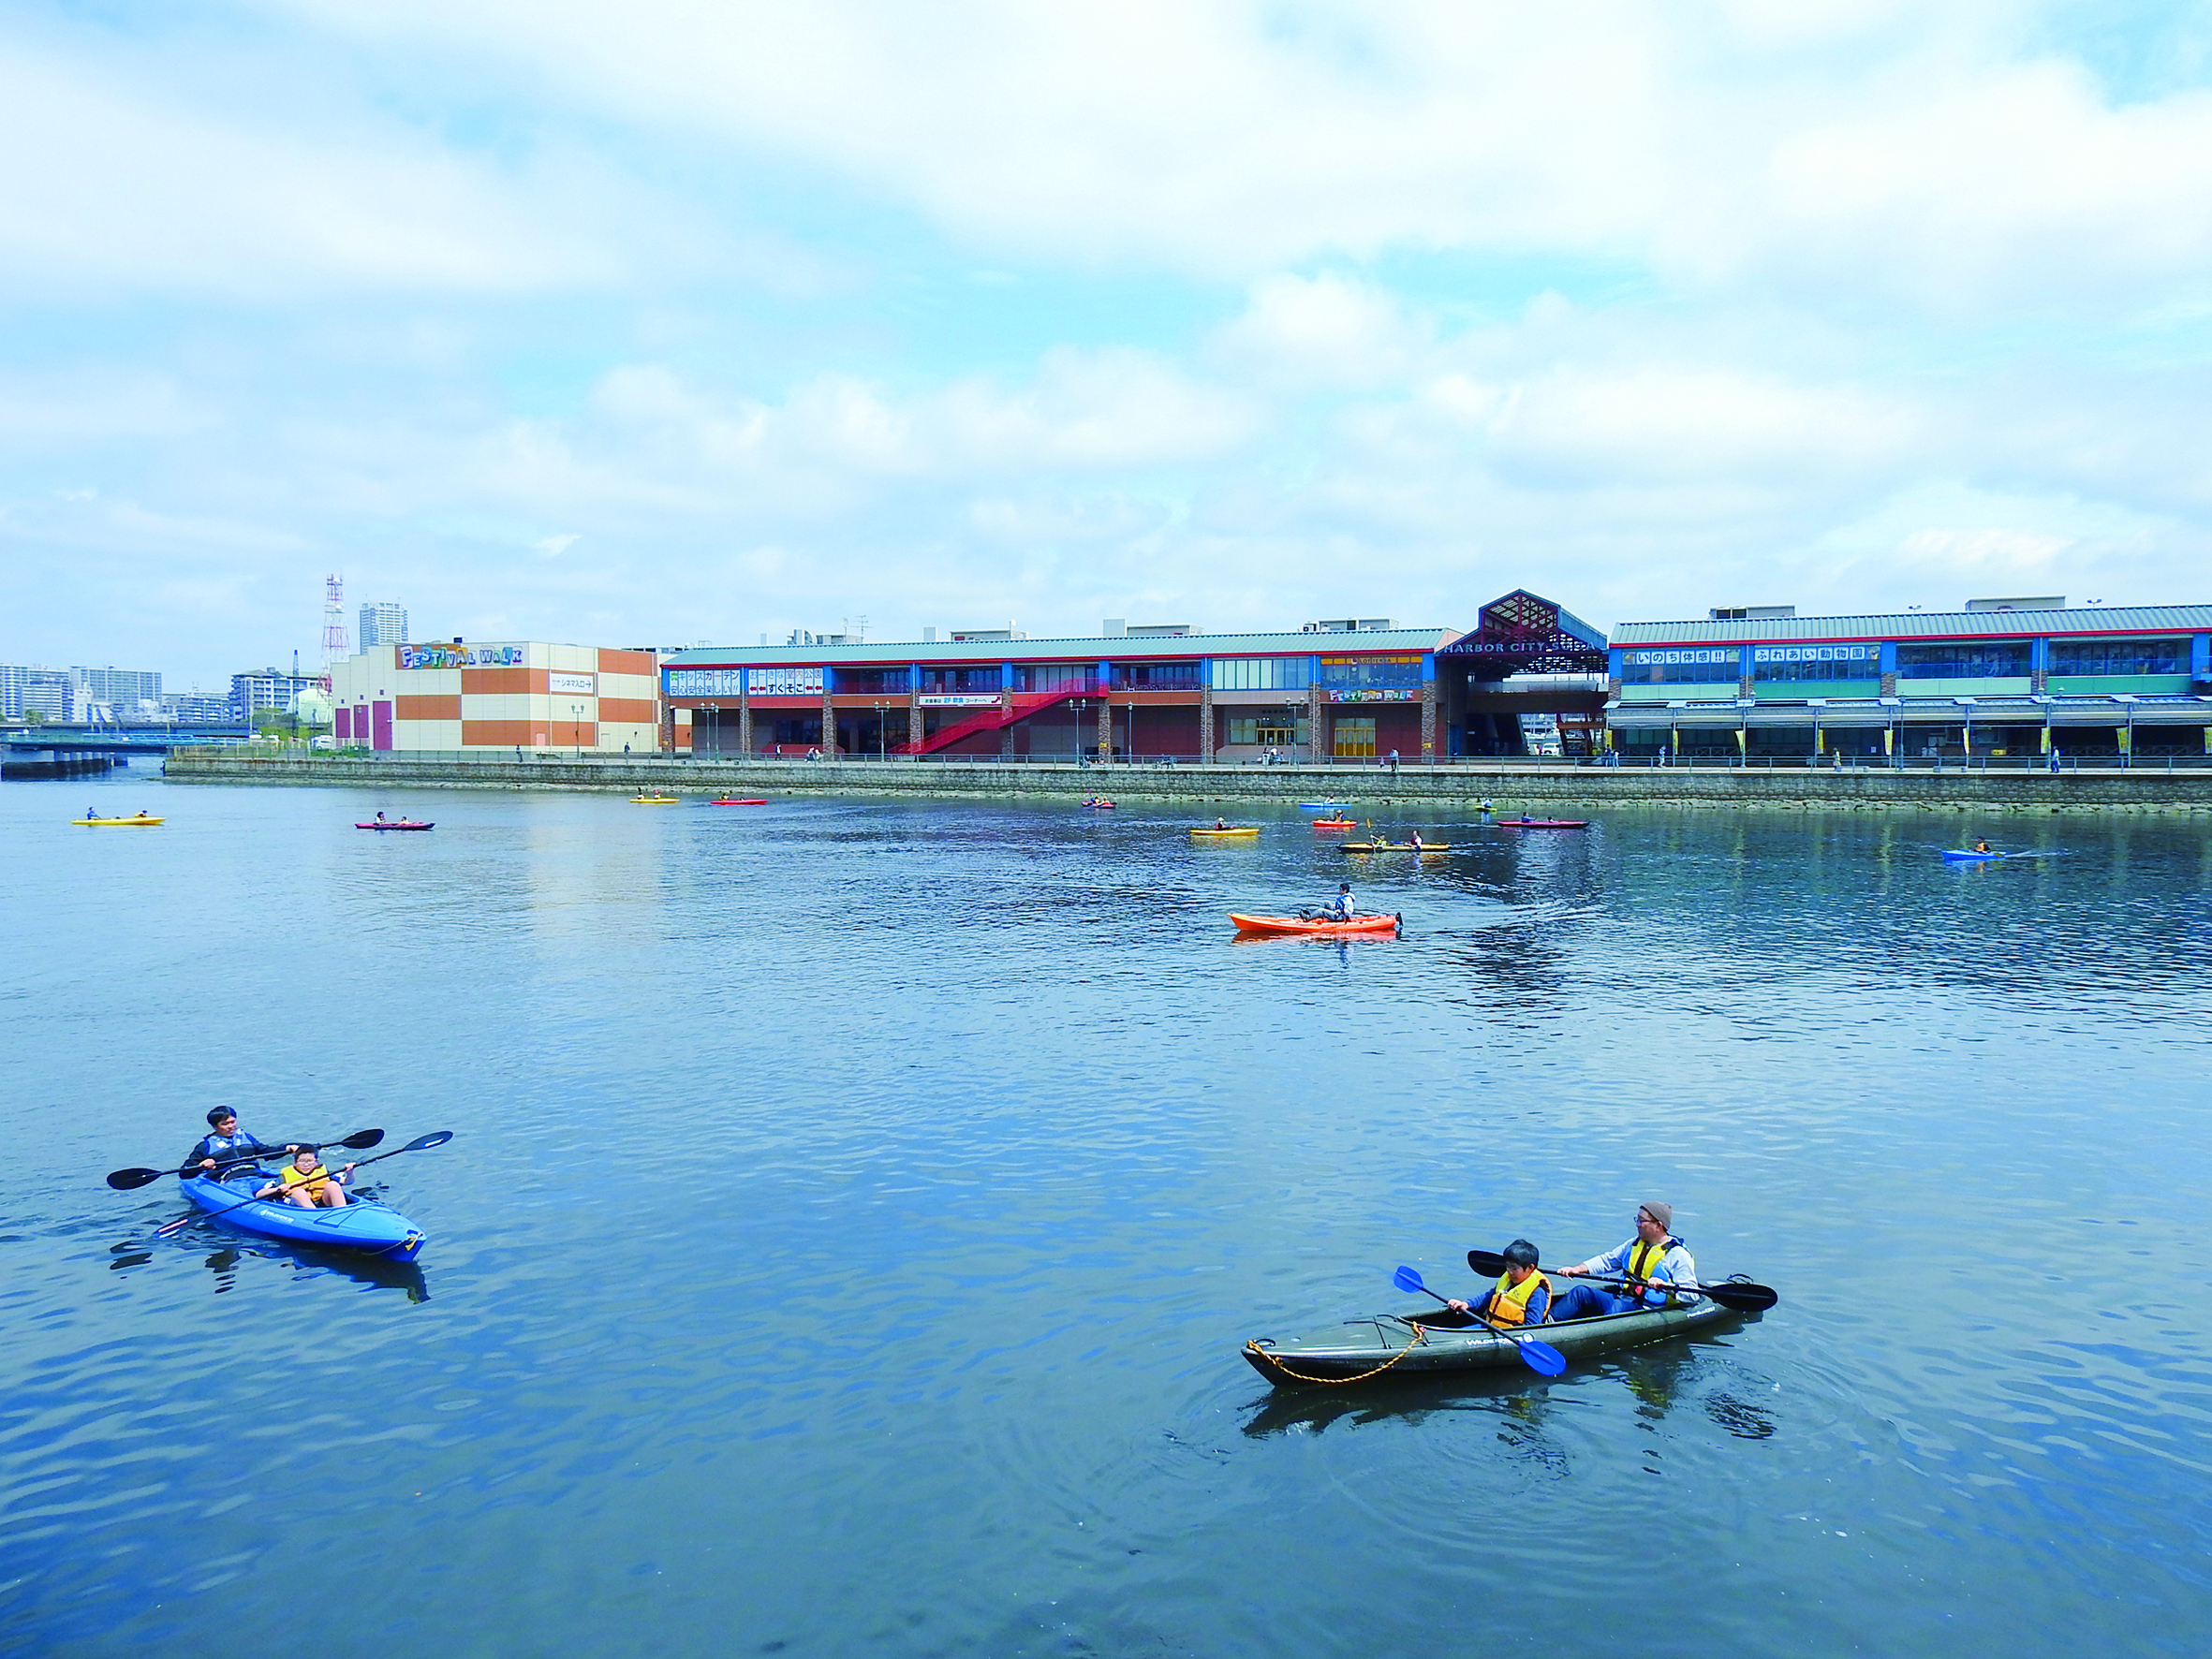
left=108, top=1129, right=384, bottom=1191
left=1467, top=1249, right=1777, bottom=1313
left=154, top=1133, right=451, bottom=1238
left=1394, top=1267, right=1565, bottom=1374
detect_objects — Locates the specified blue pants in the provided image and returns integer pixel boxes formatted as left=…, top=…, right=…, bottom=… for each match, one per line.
left=1551, top=1282, right=1646, bottom=1321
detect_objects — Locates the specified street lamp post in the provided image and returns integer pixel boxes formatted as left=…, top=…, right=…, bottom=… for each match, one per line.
left=703, top=701, right=718, bottom=757
left=572, top=702, right=583, bottom=760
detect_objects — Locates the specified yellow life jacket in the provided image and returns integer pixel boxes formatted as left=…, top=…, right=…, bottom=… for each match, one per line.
left=1485, top=1270, right=1551, bottom=1327
left=279, top=1161, right=331, bottom=1195
left=1626, top=1239, right=1676, bottom=1303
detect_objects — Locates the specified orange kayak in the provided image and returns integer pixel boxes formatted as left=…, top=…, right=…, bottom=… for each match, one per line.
left=1230, top=912, right=1401, bottom=937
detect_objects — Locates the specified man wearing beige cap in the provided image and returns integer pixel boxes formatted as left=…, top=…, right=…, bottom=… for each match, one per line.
left=1550, top=1202, right=1702, bottom=1322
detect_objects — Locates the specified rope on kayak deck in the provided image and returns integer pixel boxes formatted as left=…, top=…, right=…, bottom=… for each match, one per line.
left=1246, top=1320, right=1428, bottom=1386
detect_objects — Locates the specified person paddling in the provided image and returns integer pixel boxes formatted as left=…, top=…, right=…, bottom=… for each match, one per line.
left=1551, top=1202, right=1701, bottom=1320
left=186, top=1108, right=284, bottom=1178
left=1328, top=881, right=1354, bottom=921
left=1973, top=839, right=1991, bottom=854
left=258, top=1146, right=355, bottom=1209
left=1447, top=1238, right=1551, bottom=1327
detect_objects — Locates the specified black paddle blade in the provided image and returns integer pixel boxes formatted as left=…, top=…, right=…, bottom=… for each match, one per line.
left=1467, top=1249, right=1509, bottom=1277
left=1703, top=1281, right=1779, bottom=1312
left=106, top=1167, right=167, bottom=1191
left=403, top=1130, right=455, bottom=1152
left=333, top=1128, right=385, bottom=1151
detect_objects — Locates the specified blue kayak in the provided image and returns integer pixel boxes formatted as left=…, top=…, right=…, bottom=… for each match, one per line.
left=1297, top=801, right=1350, bottom=813
left=181, top=1170, right=426, bottom=1261
left=1942, top=849, right=2006, bottom=862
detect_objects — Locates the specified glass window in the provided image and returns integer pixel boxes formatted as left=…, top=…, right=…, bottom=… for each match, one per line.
left=1332, top=716, right=1377, bottom=757
left=1225, top=715, right=1308, bottom=744
left=1013, top=662, right=1094, bottom=693
left=1896, top=642, right=2030, bottom=679
left=1318, top=653, right=1423, bottom=689
left=2047, top=639, right=2188, bottom=676
left=1618, top=649, right=1739, bottom=684
left=918, top=665, right=1004, bottom=694
left=1110, top=661, right=1201, bottom=689
left=834, top=667, right=909, bottom=695
left=1751, top=645, right=1879, bottom=683
left=1211, top=656, right=1309, bottom=691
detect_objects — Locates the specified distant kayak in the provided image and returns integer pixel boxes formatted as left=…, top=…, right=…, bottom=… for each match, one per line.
left=1942, top=849, right=2012, bottom=862
left=1230, top=912, right=1400, bottom=937
left=1494, top=818, right=1588, bottom=830
left=631, top=795, right=681, bottom=804
left=1083, top=800, right=1117, bottom=810
left=1297, top=801, right=1350, bottom=813
left=72, top=815, right=163, bottom=827
left=357, top=820, right=433, bottom=830
left=1338, top=842, right=1452, bottom=854
left=1312, top=818, right=1356, bottom=830
left=1190, top=827, right=1261, bottom=839
left=710, top=799, right=769, bottom=806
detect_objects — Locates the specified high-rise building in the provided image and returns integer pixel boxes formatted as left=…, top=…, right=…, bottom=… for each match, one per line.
left=161, top=692, right=236, bottom=726
left=360, top=603, right=408, bottom=649
left=229, top=668, right=323, bottom=722
left=71, top=666, right=162, bottom=710
left=1, top=664, right=74, bottom=722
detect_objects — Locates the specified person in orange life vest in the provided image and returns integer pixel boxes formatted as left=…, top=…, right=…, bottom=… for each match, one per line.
left=1551, top=1202, right=1700, bottom=1320
left=257, top=1146, right=356, bottom=1210
left=1447, top=1238, right=1551, bottom=1326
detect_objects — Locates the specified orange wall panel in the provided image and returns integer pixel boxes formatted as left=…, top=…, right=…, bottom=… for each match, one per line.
left=597, top=648, right=656, bottom=677
left=395, top=694, right=462, bottom=721
left=597, top=697, right=656, bottom=724
left=463, top=719, right=543, bottom=747
left=462, top=667, right=548, bottom=696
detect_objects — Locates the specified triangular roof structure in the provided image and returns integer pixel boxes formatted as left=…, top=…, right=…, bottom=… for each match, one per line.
left=1437, top=590, right=1608, bottom=674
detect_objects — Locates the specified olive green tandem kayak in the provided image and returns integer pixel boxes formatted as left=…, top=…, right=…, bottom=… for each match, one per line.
left=1243, top=1297, right=1732, bottom=1387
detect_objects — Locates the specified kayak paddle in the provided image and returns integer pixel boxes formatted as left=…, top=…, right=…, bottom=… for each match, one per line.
left=1467, top=1248, right=1778, bottom=1313
left=106, top=1128, right=386, bottom=1191
left=150, top=1131, right=453, bottom=1239
left=1393, top=1265, right=1567, bottom=1376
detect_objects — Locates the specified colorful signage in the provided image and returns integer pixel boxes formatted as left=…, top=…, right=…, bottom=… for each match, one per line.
left=1751, top=645, right=1878, bottom=664
left=666, top=668, right=744, bottom=697
left=1328, top=687, right=1420, bottom=702
left=748, top=667, right=824, bottom=697
left=398, top=643, right=524, bottom=669
left=918, top=694, right=1001, bottom=707
left=1627, top=648, right=1735, bottom=667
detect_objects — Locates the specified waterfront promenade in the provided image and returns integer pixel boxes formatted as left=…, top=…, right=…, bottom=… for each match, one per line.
left=162, top=748, right=2212, bottom=812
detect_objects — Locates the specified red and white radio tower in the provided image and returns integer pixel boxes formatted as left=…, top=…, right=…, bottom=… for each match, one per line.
left=320, top=574, right=347, bottom=688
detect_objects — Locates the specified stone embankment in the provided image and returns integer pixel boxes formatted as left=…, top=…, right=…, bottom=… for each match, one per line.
left=161, top=751, right=2212, bottom=813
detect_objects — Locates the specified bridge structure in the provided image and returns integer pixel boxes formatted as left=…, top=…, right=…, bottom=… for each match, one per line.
left=2, top=726, right=252, bottom=778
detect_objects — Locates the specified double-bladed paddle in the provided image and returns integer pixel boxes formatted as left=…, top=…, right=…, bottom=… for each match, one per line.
left=150, top=1131, right=453, bottom=1240
left=1467, top=1249, right=1779, bottom=1312
left=1393, top=1265, right=1568, bottom=1375
left=106, top=1128, right=386, bottom=1191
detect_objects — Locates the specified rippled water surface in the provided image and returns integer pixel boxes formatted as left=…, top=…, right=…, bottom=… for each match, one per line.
left=6, top=774, right=2211, bottom=1657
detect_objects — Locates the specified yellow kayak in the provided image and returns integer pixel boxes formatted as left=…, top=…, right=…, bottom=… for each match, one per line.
left=73, top=815, right=165, bottom=827
left=630, top=796, right=681, bottom=804
left=1189, top=826, right=1260, bottom=839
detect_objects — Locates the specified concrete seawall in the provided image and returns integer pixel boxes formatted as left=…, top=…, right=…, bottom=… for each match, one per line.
left=161, top=752, right=2212, bottom=813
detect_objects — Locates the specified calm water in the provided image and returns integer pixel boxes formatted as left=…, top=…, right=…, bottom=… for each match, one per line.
left=5, top=772, right=2210, bottom=1657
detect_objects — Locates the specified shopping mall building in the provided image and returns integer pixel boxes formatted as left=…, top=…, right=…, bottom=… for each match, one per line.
left=659, top=591, right=2212, bottom=764
left=328, top=640, right=661, bottom=753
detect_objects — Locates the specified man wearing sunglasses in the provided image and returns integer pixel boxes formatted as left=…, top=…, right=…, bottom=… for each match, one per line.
left=1549, top=1202, right=1701, bottom=1321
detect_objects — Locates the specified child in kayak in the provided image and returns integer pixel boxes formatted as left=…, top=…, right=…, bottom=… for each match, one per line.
left=258, top=1146, right=357, bottom=1209
left=1447, top=1239, right=1551, bottom=1326
left=1328, top=882, right=1353, bottom=921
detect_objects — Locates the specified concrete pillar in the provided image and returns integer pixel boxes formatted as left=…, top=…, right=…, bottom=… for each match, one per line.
left=1199, top=686, right=1214, bottom=762
left=738, top=683, right=752, bottom=757
left=821, top=687, right=836, bottom=756
left=1420, top=679, right=1437, bottom=763
left=1098, top=697, right=1113, bottom=762
left=1000, top=688, right=1015, bottom=759
left=1307, top=683, right=1326, bottom=763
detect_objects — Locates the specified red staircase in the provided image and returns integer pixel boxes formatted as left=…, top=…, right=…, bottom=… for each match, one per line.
left=897, top=685, right=1095, bottom=756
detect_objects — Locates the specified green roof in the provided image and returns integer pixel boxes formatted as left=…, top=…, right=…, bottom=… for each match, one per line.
left=1613, top=604, right=2212, bottom=645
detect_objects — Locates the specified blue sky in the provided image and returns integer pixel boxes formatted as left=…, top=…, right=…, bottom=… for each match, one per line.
left=6, top=0, right=2212, bottom=685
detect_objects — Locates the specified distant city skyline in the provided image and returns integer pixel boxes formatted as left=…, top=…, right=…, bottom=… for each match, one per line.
left=5, top=6, right=2212, bottom=686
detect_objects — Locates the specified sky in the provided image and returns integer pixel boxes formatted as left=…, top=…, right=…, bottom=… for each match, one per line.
left=6, top=0, right=2212, bottom=687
